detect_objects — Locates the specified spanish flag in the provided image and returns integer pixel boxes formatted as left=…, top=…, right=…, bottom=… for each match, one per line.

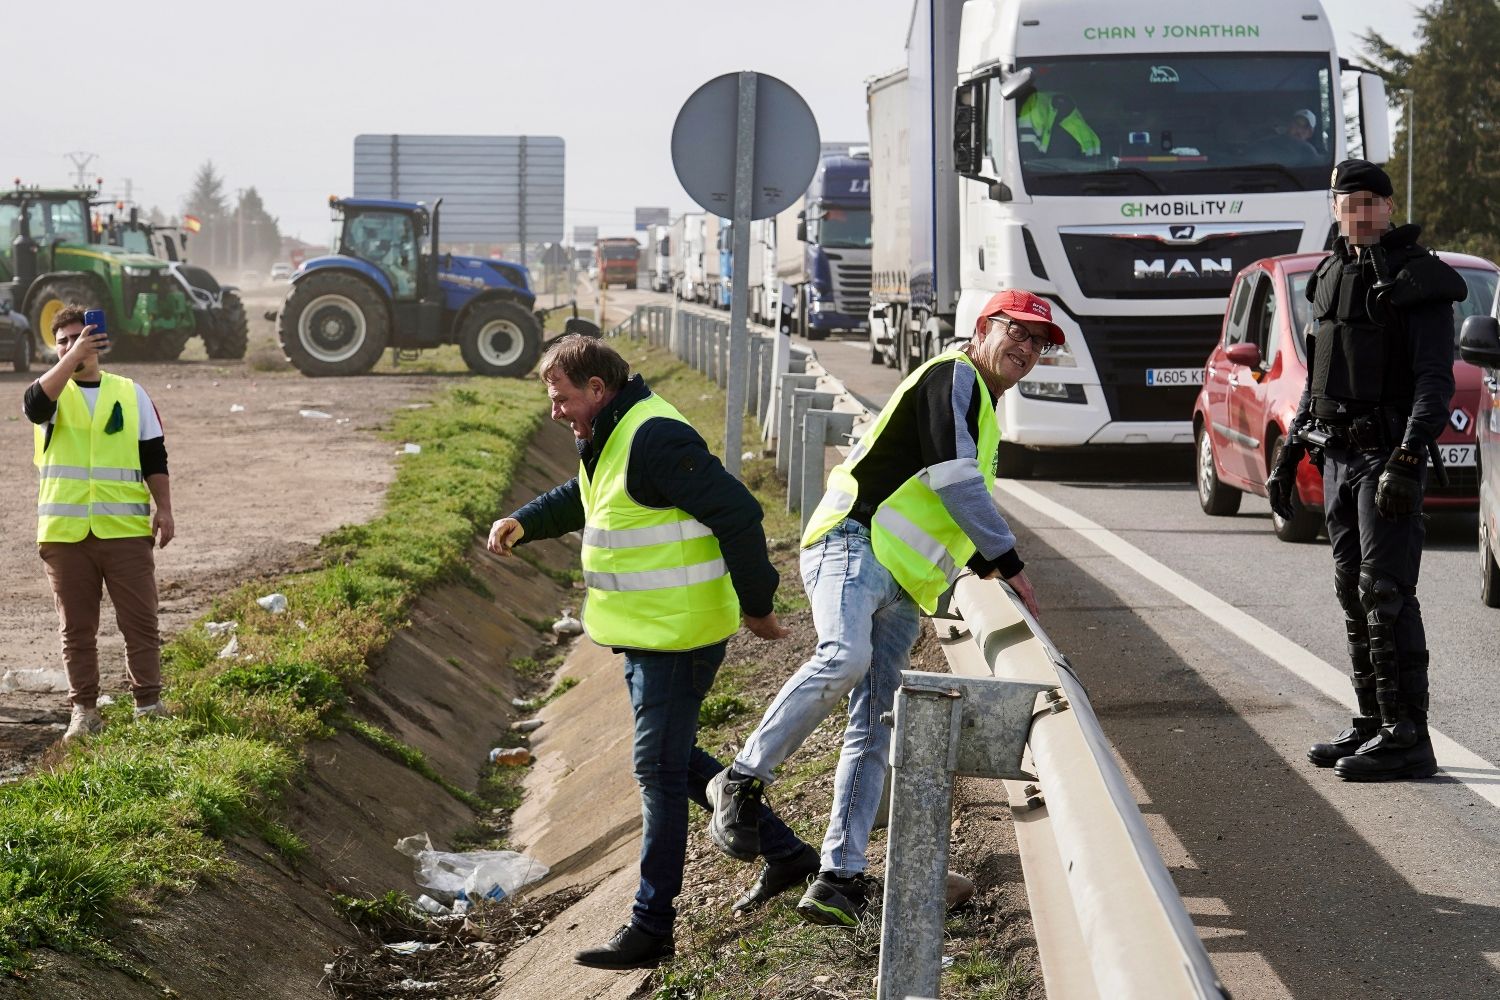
left=183, top=214, right=202, bottom=233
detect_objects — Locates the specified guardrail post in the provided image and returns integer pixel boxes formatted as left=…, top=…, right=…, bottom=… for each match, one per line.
left=709, top=321, right=721, bottom=384
left=878, top=672, right=1052, bottom=1000
left=762, top=331, right=794, bottom=445
left=799, top=409, right=856, bottom=531
left=786, top=389, right=834, bottom=512
left=746, top=335, right=762, bottom=418
left=716, top=323, right=730, bottom=389
left=775, top=374, right=820, bottom=476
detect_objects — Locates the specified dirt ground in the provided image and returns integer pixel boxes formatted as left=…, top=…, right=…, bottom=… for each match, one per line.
left=0, top=285, right=443, bottom=778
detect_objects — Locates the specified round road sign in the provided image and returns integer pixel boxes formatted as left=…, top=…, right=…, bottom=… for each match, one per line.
left=670, top=72, right=820, bottom=221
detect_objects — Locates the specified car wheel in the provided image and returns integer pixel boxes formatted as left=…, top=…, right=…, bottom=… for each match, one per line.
left=1481, top=516, right=1500, bottom=609
left=1268, top=436, right=1321, bottom=542
left=1196, top=424, right=1242, bottom=515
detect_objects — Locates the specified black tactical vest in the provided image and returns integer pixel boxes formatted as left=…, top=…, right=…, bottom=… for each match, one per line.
left=1309, top=243, right=1415, bottom=422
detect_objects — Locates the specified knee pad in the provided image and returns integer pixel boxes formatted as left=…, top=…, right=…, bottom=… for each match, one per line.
left=1333, top=569, right=1363, bottom=622
left=1358, top=567, right=1403, bottom=623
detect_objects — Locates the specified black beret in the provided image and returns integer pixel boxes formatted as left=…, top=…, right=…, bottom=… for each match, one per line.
left=1330, top=159, right=1394, bottom=197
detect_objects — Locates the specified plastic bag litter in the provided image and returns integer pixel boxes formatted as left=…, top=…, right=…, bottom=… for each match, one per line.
left=229, top=404, right=246, bottom=413
left=511, top=718, right=543, bottom=734
left=395, top=833, right=549, bottom=905
left=552, top=608, right=583, bottom=637
left=385, top=941, right=440, bottom=955
left=0, top=668, right=69, bottom=693
left=204, top=620, right=237, bottom=637
left=298, top=409, right=332, bottom=419
left=400, top=442, right=422, bottom=455
left=256, top=593, right=288, bottom=614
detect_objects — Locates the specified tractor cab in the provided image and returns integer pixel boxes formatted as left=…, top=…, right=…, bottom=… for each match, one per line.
left=0, top=188, right=94, bottom=296
left=333, top=199, right=431, bottom=302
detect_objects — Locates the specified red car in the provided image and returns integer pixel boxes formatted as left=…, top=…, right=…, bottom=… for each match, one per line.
left=1194, top=250, right=1500, bottom=541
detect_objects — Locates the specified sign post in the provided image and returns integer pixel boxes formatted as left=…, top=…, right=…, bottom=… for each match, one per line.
left=671, top=72, right=818, bottom=477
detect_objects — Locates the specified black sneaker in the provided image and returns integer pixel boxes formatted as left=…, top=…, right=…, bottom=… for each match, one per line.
left=732, top=843, right=820, bottom=913
left=573, top=924, right=674, bottom=970
left=796, top=872, right=879, bottom=928
left=707, top=767, right=764, bottom=861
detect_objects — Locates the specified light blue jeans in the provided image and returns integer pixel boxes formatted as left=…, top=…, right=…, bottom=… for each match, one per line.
left=735, top=518, right=922, bottom=877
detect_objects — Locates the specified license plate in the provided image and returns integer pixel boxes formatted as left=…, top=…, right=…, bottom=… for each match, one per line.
left=1436, top=444, right=1476, bottom=467
left=1145, top=368, right=1205, bottom=388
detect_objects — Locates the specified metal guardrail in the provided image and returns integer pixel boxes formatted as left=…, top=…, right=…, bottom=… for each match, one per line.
left=606, top=304, right=1228, bottom=1000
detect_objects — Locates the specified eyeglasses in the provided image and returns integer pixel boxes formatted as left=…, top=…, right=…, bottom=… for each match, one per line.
left=987, top=317, right=1056, bottom=355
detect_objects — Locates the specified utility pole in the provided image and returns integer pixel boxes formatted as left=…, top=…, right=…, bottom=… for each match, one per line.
left=63, top=151, right=97, bottom=189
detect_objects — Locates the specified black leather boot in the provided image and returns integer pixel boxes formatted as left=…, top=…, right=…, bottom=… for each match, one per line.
left=1335, top=652, right=1437, bottom=781
left=1312, top=574, right=1382, bottom=766
left=573, top=924, right=674, bottom=970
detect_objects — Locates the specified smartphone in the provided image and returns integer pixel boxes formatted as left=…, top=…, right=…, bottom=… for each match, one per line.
left=82, top=309, right=109, bottom=348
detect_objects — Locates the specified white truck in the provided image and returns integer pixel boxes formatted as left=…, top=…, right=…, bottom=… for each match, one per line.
left=648, top=224, right=671, bottom=292
left=674, top=212, right=709, bottom=302
left=869, top=0, right=1391, bottom=475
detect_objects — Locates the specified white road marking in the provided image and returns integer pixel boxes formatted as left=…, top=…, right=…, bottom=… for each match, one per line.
left=997, top=479, right=1500, bottom=810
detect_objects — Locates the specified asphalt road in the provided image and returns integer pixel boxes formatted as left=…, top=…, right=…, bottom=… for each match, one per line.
left=791, top=322, right=1500, bottom=999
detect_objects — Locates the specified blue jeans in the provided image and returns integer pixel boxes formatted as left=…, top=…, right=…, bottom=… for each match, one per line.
left=734, top=519, right=922, bottom=877
left=625, top=642, right=803, bottom=937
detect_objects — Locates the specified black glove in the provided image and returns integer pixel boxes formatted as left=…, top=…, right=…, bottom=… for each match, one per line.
left=1375, top=446, right=1425, bottom=518
left=1265, top=438, right=1306, bottom=522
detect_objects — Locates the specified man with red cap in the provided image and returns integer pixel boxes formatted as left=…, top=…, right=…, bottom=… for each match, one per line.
left=706, top=288, right=1060, bottom=927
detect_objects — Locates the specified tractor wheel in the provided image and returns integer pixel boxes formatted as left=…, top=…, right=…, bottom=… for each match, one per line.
left=27, top=277, right=105, bottom=351
left=278, top=273, right=388, bottom=376
left=458, top=300, right=543, bottom=377
left=206, top=291, right=249, bottom=360
left=12, top=331, right=31, bottom=373
left=145, top=328, right=192, bottom=362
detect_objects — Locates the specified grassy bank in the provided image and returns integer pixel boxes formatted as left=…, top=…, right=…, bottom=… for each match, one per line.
left=0, top=374, right=548, bottom=973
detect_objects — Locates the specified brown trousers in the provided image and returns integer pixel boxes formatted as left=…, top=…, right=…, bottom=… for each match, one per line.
left=38, top=534, right=161, bottom=708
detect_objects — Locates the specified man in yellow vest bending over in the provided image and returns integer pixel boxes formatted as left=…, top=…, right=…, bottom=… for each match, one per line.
left=707, top=289, right=1060, bottom=927
left=487, top=335, right=814, bottom=970
left=24, top=306, right=174, bottom=742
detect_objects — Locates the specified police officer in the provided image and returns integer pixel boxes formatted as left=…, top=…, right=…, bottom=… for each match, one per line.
left=1267, top=159, right=1468, bottom=781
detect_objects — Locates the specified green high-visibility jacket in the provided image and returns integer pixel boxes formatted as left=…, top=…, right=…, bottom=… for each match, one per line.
left=34, top=373, right=152, bottom=543
left=1019, top=92, right=1101, bottom=157
left=801, top=352, right=1000, bottom=613
left=579, top=392, right=740, bottom=650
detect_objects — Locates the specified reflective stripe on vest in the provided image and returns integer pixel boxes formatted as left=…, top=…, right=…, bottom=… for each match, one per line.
left=578, top=392, right=740, bottom=651
left=802, top=351, right=1000, bottom=613
left=34, top=373, right=152, bottom=543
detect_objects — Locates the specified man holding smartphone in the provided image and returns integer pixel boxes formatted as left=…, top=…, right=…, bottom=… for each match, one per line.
left=22, top=306, right=174, bottom=741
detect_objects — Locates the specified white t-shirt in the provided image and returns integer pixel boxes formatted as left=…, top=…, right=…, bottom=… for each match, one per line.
left=47, top=382, right=164, bottom=440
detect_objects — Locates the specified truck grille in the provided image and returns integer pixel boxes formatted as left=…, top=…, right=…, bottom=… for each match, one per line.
left=831, top=260, right=871, bottom=314
left=1078, top=314, right=1220, bottom=422
left=1063, top=229, right=1302, bottom=300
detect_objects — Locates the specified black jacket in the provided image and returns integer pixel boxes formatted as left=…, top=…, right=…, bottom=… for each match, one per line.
left=510, top=374, right=778, bottom=618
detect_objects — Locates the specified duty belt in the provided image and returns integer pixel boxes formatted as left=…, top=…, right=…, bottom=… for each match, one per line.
left=1313, top=411, right=1392, bottom=452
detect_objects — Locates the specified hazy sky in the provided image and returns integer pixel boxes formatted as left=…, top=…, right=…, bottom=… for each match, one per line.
left=9, top=0, right=1423, bottom=245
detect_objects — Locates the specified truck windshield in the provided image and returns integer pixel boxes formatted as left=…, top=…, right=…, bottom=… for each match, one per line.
left=1005, top=54, right=1335, bottom=196
left=600, top=246, right=638, bottom=260
left=814, top=207, right=871, bottom=249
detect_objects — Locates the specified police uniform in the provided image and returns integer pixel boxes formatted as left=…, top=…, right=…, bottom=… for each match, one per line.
left=1269, top=159, right=1468, bottom=781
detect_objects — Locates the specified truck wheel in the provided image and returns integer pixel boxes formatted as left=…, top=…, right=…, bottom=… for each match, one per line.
left=459, top=300, right=542, bottom=377
left=279, top=273, right=388, bottom=376
left=205, top=291, right=249, bottom=360
left=995, top=442, right=1035, bottom=479
left=1268, top=436, right=1320, bottom=542
left=27, top=277, right=104, bottom=350
left=1196, top=424, right=1242, bottom=515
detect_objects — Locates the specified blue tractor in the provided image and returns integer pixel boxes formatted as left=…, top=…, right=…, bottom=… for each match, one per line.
left=278, top=197, right=546, bottom=377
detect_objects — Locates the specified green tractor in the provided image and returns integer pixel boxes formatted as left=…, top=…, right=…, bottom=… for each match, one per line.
left=0, top=185, right=195, bottom=360
left=106, top=211, right=249, bottom=359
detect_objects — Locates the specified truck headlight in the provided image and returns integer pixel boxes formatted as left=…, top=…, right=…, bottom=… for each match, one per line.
left=1018, top=380, right=1086, bottom=403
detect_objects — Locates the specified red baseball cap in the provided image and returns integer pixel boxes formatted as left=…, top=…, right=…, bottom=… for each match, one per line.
left=975, top=289, right=1065, bottom=345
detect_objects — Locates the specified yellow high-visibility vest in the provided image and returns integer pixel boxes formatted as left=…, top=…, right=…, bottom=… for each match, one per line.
left=34, top=373, right=152, bottom=542
left=579, top=392, right=740, bottom=650
left=802, top=351, right=1000, bottom=613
